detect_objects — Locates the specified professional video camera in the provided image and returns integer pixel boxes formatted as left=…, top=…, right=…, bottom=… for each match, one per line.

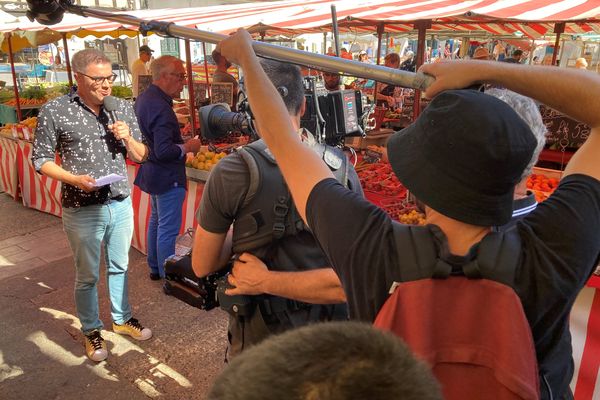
left=163, top=253, right=226, bottom=311
left=199, top=77, right=372, bottom=146
left=163, top=253, right=255, bottom=317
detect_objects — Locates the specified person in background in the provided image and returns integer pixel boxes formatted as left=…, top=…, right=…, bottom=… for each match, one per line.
left=134, top=56, right=201, bottom=280
left=322, top=71, right=341, bottom=91
left=32, top=49, right=152, bottom=362
left=208, top=322, right=442, bottom=400
left=340, top=47, right=353, bottom=60
left=485, top=88, right=547, bottom=230
left=400, top=51, right=416, bottom=72
left=493, top=40, right=506, bottom=61
left=54, top=45, right=63, bottom=65
left=132, top=45, right=153, bottom=98
left=443, top=43, right=452, bottom=59
left=376, top=53, right=400, bottom=107
left=575, top=58, right=588, bottom=70
left=212, top=49, right=239, bottom=110
left=216, top=29, right=600, bottom=399
left=358, top=50, right=372, bottom=64
left=472, top=47, right=491, bottom=60
left=503, top=49, right=524, bottom=64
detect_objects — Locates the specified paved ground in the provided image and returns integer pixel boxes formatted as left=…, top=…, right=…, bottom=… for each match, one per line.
left=0, top=193, right=228, bottom=399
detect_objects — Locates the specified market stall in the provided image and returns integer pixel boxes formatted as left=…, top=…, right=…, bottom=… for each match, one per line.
left=16, top=140, right=62, bottom=217
left=570, top=281, right=600, bottom=399
left=0, top=136, right=19, bottom=199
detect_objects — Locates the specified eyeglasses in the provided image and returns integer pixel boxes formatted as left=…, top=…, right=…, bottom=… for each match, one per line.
left=169, top=72, right=187, bottom=80
left=78, top=72, right=118, bottom=85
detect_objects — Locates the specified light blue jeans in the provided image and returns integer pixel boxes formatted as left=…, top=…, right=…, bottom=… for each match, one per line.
left=146, top=186, right=186, bottom=278
left=62, top=197, right=133, bottom=335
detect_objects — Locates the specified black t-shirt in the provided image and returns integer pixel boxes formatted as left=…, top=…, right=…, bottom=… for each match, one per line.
left=306, top=174, right=600, bottom=399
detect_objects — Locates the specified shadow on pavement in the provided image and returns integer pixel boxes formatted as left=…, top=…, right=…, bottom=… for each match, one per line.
left=0, top=194, right=228, bottom=400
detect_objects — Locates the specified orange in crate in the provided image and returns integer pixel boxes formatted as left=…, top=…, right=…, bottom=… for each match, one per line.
left=527, top=170, right=560, bottom=202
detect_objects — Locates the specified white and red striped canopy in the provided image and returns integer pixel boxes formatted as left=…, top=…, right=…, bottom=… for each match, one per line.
left=259, top=0, right=600, bottom=38
left=1, top=0, right=600, bottom=47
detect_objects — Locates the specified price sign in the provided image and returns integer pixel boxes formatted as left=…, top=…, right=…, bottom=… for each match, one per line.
left=193, top=82, right=210, bottom=108
left=210, top=82, right=234, bottom=107
left=539, top=105, right=590, bottom=149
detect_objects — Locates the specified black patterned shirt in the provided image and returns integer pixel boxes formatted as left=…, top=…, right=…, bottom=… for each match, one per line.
left=32, top=92, right=143, bottom=208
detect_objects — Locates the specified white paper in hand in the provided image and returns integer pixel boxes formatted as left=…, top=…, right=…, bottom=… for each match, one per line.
left=93, top=173, right=125, bottom=187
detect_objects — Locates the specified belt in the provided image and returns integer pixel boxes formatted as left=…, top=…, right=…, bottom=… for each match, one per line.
left=102, top=195, right=128, bottom=204
left=259, top=296, right=311, bottom=316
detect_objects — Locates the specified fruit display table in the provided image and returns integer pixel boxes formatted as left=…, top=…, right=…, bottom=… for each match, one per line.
left=0, top=136, right=19, bottom=199
left=126, top=161, right=208, bottom=254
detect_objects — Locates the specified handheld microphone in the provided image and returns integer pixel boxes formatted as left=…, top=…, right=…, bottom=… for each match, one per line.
left=103, top=95, right=119, bottom=123
left=103, top=96, right=125, bottom=146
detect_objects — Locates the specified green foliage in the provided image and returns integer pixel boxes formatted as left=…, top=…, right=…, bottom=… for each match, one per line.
left=44, top=83, right=71, bottom=100
left=21, top=86, right=47, bottom=100
left=0, top=88, right=14, bottom=103
left=111, top=86, right=133, bottom=99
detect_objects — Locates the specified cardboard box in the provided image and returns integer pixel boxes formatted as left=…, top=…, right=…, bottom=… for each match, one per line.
left=532, top=166, right=562, bottom=180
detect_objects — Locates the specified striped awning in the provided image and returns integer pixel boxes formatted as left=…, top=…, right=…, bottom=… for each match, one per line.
left=261, top=0, right=600, bottom=38
left=1, top=0, right=600, bottom=48
left=0, top=0, right=331, bottom=35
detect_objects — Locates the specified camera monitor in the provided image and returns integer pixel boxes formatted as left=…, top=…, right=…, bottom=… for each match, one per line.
left=318, top=89, right=363, bottom=144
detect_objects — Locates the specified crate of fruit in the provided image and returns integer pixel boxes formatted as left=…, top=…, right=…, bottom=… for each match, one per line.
left=528, top=167, right=562, bottom=202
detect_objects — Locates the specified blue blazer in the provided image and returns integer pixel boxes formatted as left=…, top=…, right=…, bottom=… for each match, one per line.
left=134, top=84, right=186, bottom=195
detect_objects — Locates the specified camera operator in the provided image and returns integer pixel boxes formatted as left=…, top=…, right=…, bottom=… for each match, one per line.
left=322, top=71, right=341, bottom=91
left=192, top=59, right=363, bottom=358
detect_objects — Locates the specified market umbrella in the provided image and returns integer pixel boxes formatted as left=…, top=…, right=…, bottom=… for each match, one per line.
left=0, top=29, right=62, bottom=53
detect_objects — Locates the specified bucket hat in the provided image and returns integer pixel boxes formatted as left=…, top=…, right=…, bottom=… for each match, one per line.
left=387, top=90, right=536, bottom=226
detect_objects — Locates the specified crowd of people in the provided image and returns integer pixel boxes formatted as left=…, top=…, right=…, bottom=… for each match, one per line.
left=32, top=28, right=599, bottom=399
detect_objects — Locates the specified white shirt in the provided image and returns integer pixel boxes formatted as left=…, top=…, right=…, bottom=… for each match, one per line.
left=131, top=58, right=150, bottom=98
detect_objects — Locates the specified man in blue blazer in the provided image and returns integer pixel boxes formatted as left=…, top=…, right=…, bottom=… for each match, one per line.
left=135, top=55, right=201, bottom=280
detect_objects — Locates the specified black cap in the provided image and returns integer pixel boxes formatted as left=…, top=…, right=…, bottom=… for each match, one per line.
left=387, top=90, right=536, bottom=226
left=139, top=45, right=154, bottom=54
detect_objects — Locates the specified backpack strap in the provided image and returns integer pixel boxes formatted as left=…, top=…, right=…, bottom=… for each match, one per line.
left=236, top=145, right=262, bottom=210
left=245, top=141, right=293, bottom=241
left=390, top=222, right=439, bottom=281
left=473, top=229, right=522, bottom=284
left=390, top=222, right=522, bottom=284
left=234, top=141, right=293, bottom=250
